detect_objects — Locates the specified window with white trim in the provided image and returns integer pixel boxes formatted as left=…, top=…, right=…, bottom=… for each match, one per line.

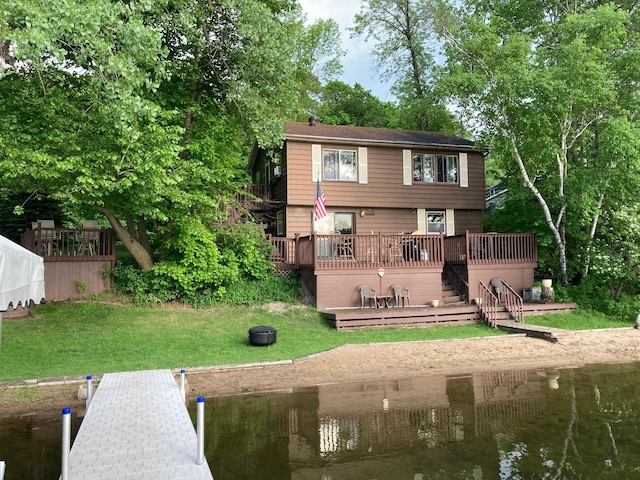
left=323, top=149, right=357, bottom=181
left=437, top=154, right=458, bottom=183
left=426, top=211, right=445, bottom=234
left=412, top=153, right=458, bottom=184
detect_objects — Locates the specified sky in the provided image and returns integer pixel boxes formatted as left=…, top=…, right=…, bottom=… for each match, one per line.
left=297, top=0, right=395, bottom=101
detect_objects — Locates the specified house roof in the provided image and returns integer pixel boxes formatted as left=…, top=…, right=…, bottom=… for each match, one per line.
left=284, top=122, right=477, bottom=150
left=248, top=122, right=480, bottom=171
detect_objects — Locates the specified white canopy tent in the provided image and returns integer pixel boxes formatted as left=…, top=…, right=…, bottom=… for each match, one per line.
left=0, top=234, right=46, bottom=349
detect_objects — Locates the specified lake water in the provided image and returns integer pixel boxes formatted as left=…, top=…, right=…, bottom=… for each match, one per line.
left=2, top=362, right=640, bottom=479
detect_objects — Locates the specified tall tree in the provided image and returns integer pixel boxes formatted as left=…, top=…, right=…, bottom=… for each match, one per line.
left=317, top=80, right=399, bottom=127
left=0, top=0, right=308, bottom=270
left=352, top=0, right=457, bottom=132
left=432, top=0, right=640, bottom=284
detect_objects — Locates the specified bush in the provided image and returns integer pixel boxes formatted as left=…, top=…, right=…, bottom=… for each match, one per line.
left=556, top=281, right=640, bottom=321
left=112, top=220, right=287, bottom=305
left=189, top=274, right=298, bottom=307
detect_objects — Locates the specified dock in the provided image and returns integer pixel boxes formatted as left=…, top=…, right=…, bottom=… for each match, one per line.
left=67, top=369, right=214, bottom=479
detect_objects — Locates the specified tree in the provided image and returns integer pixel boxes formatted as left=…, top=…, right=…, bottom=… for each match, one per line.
left=317, top=80, right=399, bottom=127
left=433, top=1, right=640, bottom=284
left=352, top=0, right=457, bottom=132
left=0, top=0, right=307, bottom=271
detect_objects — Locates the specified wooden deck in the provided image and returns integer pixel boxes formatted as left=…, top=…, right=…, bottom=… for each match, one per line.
left=322, top=302, right=577, bottom=331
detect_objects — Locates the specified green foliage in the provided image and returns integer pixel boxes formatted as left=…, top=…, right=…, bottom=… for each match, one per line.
left=317, top=81, right=399, bottom=128
left=190, top=274, right=298, bottom=307
left=555, top=281, right=640, bottom=322
left=113, top=221, right=280, bottom=304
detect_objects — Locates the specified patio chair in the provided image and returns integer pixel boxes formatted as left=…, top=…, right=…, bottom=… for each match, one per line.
left=34, top=219, right=59, bottom=255
left=390, top=284, right=410, bottom=307
left=490, top=277, right=505, bottom=303
left=78, top=220, right=100, bottom=255
left=357, top=285, right=378, bottom=308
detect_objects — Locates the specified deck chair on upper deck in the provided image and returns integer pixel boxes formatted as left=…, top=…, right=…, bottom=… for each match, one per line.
left=390, top=284, right=410, bottom=307
left=357, top=285, right=378, bottom=308
left=33, top=219, right=59, bottom=255
left=77, top=220, right=100, bottom=255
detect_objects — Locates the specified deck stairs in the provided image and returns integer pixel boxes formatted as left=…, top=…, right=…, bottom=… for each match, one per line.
left=441, top=279, right=463, bottom=305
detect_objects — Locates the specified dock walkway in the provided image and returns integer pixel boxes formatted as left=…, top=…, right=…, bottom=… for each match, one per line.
left=67, top=369, right=214, bottom=479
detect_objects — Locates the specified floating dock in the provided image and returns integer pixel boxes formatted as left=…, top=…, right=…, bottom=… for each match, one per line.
left=67, top=369, right=214, bottom=479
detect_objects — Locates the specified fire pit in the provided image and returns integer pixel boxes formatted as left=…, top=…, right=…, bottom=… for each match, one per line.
left=248, top=325, right=277, bottom=347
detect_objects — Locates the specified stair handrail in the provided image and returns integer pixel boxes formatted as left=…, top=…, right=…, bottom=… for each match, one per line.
left=443, top=263, right=469, bottom=302
left=478, top=281, right=500, bottom=328
left=502, top=281, right=524, bottom=323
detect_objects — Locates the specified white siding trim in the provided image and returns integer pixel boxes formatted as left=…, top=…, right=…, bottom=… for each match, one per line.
left=417, top=208, right=426, bottom=234
left=446, top=209, right=455, bottom=236
left=459, top=152, right=468, bottom=188
left=403, top=150, right=412, bottom=185
left=358, top=147, right=368, bottom=184
left=312, top=144, right=322, bottom=181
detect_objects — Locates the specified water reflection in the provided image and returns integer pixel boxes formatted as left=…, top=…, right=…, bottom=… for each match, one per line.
left=0, top=410, right=81, bottom=480
left=193, top=363, right=640, bottom=479
left=2, top=363, right=640, bottom=479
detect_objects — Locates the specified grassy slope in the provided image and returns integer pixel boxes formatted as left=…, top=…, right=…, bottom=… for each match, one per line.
left=0, top=300, right=630, bottom=382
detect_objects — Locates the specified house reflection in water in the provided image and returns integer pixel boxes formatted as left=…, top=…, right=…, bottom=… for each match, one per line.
left=202, top=368, right=562, bottom=479
left=298, top=371, right=551, bottom=478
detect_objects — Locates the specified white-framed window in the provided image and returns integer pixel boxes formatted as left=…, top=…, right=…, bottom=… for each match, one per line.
left=276, top=211, right=284, bottom=236
left=437, top=154, right=458, bottom=183
left=323, top=149, right=357, bottom=181
left=412, top=153, right=458, bottom=184
left=413, top=153, right=435, bottom=182
left=426, top=211, right=445, bottom=234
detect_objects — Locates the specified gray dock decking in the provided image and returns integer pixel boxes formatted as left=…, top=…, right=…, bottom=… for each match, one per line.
left=67, top=369, right=214, bottom=479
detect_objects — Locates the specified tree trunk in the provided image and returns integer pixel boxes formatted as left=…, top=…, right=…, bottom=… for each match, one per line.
left=95, top=206, right=154, bottom=270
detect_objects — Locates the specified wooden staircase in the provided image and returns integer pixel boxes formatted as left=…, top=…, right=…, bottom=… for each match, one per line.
left=442, top=278, right=464, bottom=305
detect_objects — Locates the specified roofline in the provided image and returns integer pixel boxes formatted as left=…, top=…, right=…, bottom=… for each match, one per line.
left=284, top=134, right=478, bottom=151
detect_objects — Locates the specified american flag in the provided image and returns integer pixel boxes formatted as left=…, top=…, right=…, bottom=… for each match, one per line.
left=314, top=179, right=327, bottom=221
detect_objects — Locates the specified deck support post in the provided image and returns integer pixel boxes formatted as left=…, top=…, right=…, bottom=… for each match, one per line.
left=196, top=397, right=205, bottom=465
left=86, top=376, right=93, bottom=410
left=61, top=407, right=71, bottom=480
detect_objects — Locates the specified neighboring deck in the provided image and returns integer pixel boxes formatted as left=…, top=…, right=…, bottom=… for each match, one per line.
left=321, top=302, right=577, bottom=332
left=67, top=370, right=214, bottom=480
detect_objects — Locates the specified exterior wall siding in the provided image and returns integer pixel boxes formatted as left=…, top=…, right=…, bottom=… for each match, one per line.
left=283, top=140, right=484, bottom=238
left=285, top=141, right=485, bottom=209
left=315, top=267, right=443, bottom=310
left=44, top=260, right=113, bottom=301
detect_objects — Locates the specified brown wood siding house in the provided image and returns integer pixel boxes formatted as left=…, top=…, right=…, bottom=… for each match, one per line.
left=249, top=121, right=536, bottom=310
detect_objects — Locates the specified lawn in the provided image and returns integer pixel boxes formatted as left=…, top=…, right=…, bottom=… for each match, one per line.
left=0, top=299, right=630, bottom=382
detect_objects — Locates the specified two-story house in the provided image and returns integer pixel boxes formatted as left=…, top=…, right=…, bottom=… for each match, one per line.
left=249, top=120, right=538, bottom=316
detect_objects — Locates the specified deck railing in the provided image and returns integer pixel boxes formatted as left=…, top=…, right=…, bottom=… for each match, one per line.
left=21, top=227, right=116, bottom=262
left=444, top=231, right=537, bottom=265
left=236, top=184, right=271, bottom=210
left=502, top=281, right=524, bottom=323
left=478, top=281, right=500, bottom=328
left=269, top=236, right=296, bottom=267
left=310, top=233, right=444, bottom=269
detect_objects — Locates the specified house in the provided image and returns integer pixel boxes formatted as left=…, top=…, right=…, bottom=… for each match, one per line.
left=250, top=120, right=485, bottom=238
left=248, top=120, right=539, bottom=315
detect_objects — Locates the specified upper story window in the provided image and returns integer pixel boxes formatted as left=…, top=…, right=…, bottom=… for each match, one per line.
left=413, top=153, right=458, bottom=184
left=323, top=149, right=357, bottom=181
left=413, top=153, right=435, bottom=182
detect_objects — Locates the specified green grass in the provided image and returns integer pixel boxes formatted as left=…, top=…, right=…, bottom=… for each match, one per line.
left=524, top=309, right=631, bottom=330
left=0, top=300, right=631, bottom=382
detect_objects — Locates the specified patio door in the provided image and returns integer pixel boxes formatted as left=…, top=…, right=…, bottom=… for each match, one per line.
left=333, top=212, right=354, bottom=234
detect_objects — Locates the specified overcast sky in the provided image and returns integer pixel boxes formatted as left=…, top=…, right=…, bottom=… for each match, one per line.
left=297, top=0, right=394, bottom=101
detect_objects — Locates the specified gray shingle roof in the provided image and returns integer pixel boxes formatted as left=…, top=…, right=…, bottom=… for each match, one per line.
left=284, top=122, right=476, bottom=149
